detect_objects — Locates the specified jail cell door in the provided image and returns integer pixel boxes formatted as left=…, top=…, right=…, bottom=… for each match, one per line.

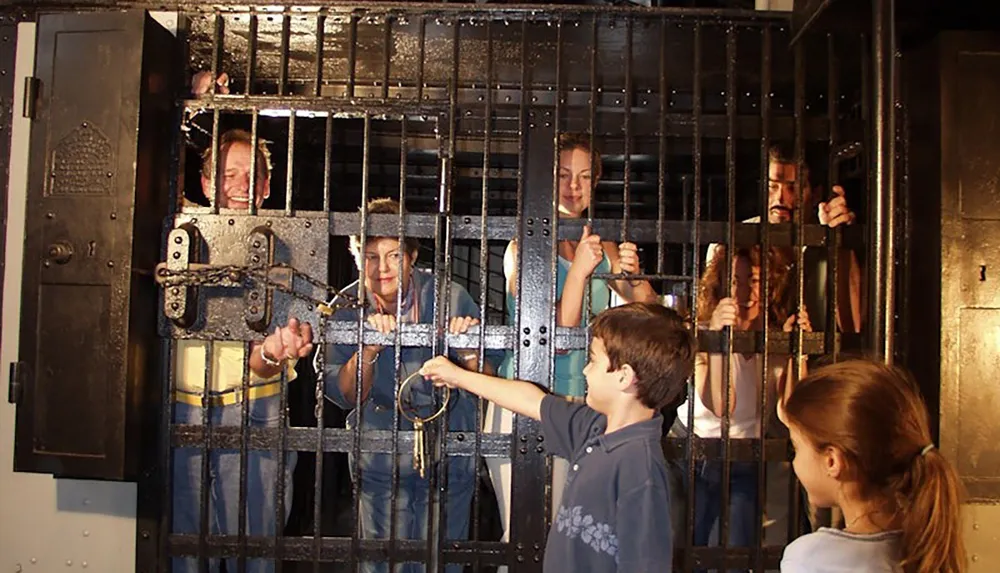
left=11, top=10, right=177, bottom=480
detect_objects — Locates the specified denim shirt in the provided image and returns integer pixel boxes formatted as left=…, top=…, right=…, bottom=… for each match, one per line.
left=318, top=269, right=497, bottom=478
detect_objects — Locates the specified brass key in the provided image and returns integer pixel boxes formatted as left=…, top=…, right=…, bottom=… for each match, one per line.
left=397, top=370, right=451, bottom=481
left=413, top=419, right=426, bottom=478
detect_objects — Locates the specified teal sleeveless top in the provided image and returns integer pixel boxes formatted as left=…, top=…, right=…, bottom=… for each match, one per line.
left=498, top=253, right=612, bottom=396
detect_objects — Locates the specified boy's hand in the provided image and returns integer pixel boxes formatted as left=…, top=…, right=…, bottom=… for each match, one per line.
left=420, top=356, right=466, bottom=389
left=263, top=317, right=314, bottom=361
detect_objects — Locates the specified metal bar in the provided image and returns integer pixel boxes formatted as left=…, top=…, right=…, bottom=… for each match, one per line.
left=285, top=111, right=295, bottom=214
left=826, top=33, right=841, bottom=360
left=753, top=23, right=772, bottom=573
left=249, top=110, right=259, bottom=216
left=352, top=113, right=372, bottom=573
left=247, top=13, right=258, bottom=95
left=432, top=22, right=461, bottom=571
left=312, top=322, right=326, bottom=573
left=209, top=108, right=221, bottom=214
left=684, top=21, right=702, bottom=572
left=323, top=114, right=333, bottom=213
left=161, top=339, right=177, bottom=573
left=347, top=15, right=357, bottom=99
left=237, top=341, right=252, bottom=572
left=24, top=1, right=789, bottom=19
left=273, top=365, right=288, bottom=573
left=210, top=12, right=222, bottom=97
left=385, top=115, right=407, bottom=573
left=472, top=19, right=494, bottom=573
left=657, top=16, right=667, bottom=279
left=790, top=37, right=807, bottom=542
left=198, top=342, right=214, bottom=573
left=279, top=14, right=290, bottom=96
left=382, top=15, right=391, bottom=101
left=719, top=23, right=737, bottom=556
left=314, top=14, right=324, bottom=97
left=583, top=13, right=598, bottom=371
left=417, top=16, right=426, bottom=103
left=622, top=15, right=633, bottom=244
left=871, top=0, right=895, bottom=361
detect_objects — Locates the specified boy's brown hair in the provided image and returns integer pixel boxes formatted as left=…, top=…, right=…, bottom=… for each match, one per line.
left=591, top=302, right=695, bottom=409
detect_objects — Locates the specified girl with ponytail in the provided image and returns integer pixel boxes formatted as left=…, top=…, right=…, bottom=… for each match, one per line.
left=778, top=359, right=967, bottom=573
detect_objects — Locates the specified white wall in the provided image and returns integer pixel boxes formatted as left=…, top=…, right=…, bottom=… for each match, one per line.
left=0, top=22, right=138, bottom=573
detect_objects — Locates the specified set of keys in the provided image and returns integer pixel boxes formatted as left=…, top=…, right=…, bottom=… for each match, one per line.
left=397, top=371, right=451, bottom=479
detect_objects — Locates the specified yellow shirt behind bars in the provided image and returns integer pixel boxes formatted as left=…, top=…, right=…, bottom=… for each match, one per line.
left=175, top=340, right=297, bottom=394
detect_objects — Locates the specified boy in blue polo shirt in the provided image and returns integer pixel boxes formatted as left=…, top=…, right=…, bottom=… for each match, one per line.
left=421, top=302, right=694, bottom=572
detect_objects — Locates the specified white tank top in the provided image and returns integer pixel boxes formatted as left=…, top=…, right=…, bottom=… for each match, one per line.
left=674, top=353, right=783, bottom=439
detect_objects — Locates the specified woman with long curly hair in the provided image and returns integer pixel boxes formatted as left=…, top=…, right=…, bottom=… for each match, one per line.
left=671, top=244, right=810, bottom=571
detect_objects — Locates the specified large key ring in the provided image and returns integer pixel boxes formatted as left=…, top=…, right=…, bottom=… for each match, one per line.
left=395, top=370, right=451, bottom=425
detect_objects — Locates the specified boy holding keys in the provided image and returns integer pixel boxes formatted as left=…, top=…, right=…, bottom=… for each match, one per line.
left=420, top=302, right=694, bottom=572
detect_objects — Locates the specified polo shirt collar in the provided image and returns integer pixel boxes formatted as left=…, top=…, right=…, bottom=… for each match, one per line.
left=596, top=413, right=663, bottom=453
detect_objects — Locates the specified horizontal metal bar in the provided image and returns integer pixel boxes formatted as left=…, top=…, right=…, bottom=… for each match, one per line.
left=170, top=427, right=791, bottom=462
left=183, top=96, right=447, bottom=118
left=167, top=535, right=509, bottom=563
left=332, top=212, right=868, bottom=248
left=27, top=1, right=790, bottom=22
left=171, top=426, right=512, bottom=456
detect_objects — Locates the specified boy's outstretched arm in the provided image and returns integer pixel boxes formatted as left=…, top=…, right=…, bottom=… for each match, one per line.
left=420, top=356, right=545, bottom=421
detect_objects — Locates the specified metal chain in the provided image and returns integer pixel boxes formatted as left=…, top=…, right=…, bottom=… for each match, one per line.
left=156, top=262, right=368, bottom=316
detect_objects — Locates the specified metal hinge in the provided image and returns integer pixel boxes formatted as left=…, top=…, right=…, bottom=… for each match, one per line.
left=22, top=76, right=39, bottom=120
left=8, top=361, right=26, bottom=404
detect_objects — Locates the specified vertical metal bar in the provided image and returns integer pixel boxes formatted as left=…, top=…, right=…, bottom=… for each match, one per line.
left=273, top=367, right=288, bottom=573
left=209, top=109, right=221, bottom=214
left=198, top=342, right=214, bottom=573
left=323, top=114, right=333, bottom=213
left=431, top=21, right=461, bottom=572
left=312, top=326, right=326, bottom=572
left=161, top=339, right=177, bottom=573
left=210, top=12, right=223, bottom=96
left=622, top=16, right=633, bottom=244
left=390, top=115, right=407, bottom=573
left=684, top=21, right=702, bottom=572
left=753, top=23, right=772, bottom=573
left=720, top=24, right=737, bottom=563
left=871, top=0, right=896, bottom=361
left=247, top=13, right=258, bottom=96
left=286, top=112, right=296, bottom=215
left=352, top=113, right=372, bottom=573
left=789, top=37, right=807, bottom=542
left=417, top=16, right=426, bottom=103
left=382, top=16, right=392, bottom=101
left=279, top=14, right=290, bottom=96
left=347, top=15, right=358, bottom=99
left=314, top=15, right=325, bottom=97
left=657, top=17, right=667, bottom=278
left=826, top=34, right=841, bottom=360
left=584, top=14, right=598, bottom=364
left=249, top=110, right=260, bottom=216
left=472, top=20, right=494, bottom=573
left=237, top=341, right=253, bottom=573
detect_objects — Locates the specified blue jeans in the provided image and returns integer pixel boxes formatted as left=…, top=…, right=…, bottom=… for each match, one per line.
left=355, top=455, right=476, bottom=573
left=171, top=395, right=297, bottom=573
left=673, top=460, right=759, bottom=573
